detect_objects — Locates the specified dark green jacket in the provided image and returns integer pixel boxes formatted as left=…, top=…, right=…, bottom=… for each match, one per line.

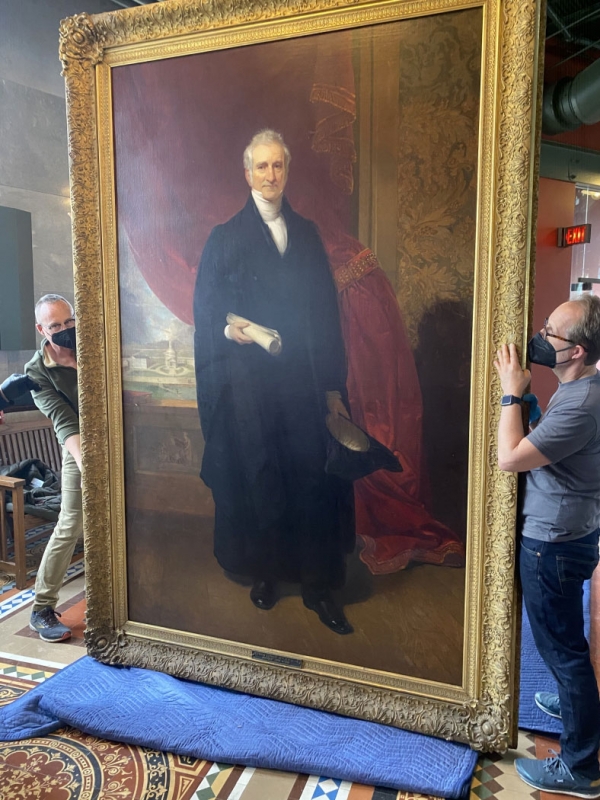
left=25, top=341, right=79, bottom=446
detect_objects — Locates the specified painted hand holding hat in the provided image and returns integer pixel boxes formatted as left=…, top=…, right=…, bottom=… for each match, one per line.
left=325, top=413, right=403, bottom=481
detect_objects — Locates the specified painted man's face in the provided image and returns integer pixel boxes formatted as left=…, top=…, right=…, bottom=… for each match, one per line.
left=245, top=143, right=287, bottom=202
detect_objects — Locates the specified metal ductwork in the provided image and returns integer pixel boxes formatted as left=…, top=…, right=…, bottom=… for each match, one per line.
left=542, top=57, right=600, bottom=135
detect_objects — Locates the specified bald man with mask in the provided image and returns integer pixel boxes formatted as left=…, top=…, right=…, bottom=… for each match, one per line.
left=495, top=294, right=600, bottom=798
left=25, top=294, right=80, bottom=643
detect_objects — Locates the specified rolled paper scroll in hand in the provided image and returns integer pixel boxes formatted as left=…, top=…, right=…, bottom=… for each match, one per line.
left=226, top=313, right=282, bottom=356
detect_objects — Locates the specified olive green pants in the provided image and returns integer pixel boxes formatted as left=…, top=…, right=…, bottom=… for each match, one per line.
left=33, top=448, right=83, bottom=611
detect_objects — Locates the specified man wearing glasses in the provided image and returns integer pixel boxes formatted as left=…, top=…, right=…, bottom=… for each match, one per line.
left=494, top=294, right=600, bottom=798
left=24, top=294, right=80, bottom=642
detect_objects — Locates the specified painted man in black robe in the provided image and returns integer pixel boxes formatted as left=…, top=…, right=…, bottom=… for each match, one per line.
left=193, top=129, right=355, bottom=635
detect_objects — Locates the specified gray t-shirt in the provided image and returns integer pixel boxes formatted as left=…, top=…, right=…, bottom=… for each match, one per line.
left=522, top=371, right=600, bottom=541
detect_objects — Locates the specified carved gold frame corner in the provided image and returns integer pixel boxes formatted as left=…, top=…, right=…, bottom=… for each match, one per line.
left=60, top=0, right=544, bottom=752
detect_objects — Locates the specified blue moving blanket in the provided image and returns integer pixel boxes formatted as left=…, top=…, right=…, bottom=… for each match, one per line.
left=0, top=656, right=477, bottom=797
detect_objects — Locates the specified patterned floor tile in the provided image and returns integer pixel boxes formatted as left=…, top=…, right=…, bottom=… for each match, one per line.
left=0, top=662, right=54, bottom=682
left=309, top=777, right=352, bottom=800
left=370, top=789, right=397, bottom=800
left=194, top=762, right=236, bottom=799
left=299, top=776, right=353, bottom=800
left=228, top=766, right=257, bottom=799
left=0, top=558, right=84, bottom=619
left=299, top=776, right=322, bottom=799
left=469, top=732, right=540, bottom=800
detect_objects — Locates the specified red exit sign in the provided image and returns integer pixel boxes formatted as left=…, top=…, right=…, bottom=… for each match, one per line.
left=557, top=224, right=592, bottom=247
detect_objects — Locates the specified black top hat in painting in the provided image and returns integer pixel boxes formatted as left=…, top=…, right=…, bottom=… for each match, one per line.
left=325, top=414, right=403, bottom=482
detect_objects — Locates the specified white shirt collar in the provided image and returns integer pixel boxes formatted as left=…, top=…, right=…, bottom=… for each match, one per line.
left=251, top=189, right=283, bottom=222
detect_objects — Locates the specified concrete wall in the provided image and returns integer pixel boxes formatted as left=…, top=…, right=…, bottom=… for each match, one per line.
left=0, top=0, right=117, bottom=379
left=0, top=206, right=36, bottom=350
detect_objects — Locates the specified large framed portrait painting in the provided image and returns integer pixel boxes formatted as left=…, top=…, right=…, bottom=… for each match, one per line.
left=60, top=0, right=543, bottom=751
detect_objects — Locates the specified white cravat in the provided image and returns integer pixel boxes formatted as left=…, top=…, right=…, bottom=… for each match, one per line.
left=252, top=189, right=288, bottom=255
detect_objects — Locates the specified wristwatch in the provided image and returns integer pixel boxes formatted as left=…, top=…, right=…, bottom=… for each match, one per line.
left=501, top=395, right=522, bottom=406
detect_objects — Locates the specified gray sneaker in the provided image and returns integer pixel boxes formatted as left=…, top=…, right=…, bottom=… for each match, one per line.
left=535, top=691, right=562, bottom=719
left=516, top=755, right=600, bottom=798
left=29, top=606, right=72, bottom=642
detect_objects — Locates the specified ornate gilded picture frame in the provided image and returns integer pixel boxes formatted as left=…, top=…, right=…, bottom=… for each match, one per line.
left=61, top=0, right=543, bottom=751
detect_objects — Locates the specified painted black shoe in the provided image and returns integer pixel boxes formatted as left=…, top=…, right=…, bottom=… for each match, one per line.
left=29, top=606, right=72, bottom=642
left=250, top=580, right=277, bottom=610
left=303, top=592, right=353, bottom=635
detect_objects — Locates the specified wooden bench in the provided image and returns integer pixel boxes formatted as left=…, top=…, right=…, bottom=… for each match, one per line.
left=0, top=410, right=62, bottom=588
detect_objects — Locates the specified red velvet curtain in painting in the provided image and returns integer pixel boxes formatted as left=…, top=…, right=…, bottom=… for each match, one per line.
left=111, top=31, right=464, bottom=573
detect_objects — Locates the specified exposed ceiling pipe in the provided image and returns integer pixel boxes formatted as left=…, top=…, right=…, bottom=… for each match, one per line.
left=542, top=57, right=600, bottom=134
left=547, top=3, right=574, bottom=43
left=546, top=6, right=600, bottom=44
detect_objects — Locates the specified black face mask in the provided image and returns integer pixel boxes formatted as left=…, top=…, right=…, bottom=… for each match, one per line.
left=527, top=331, right=572, bottom=368
left=51, top=327, right=77, bottom=350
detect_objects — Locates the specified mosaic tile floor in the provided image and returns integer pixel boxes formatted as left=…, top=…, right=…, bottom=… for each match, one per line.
left=0, top=570, right=561, bottom=800
left=0, top=659, right=552, bottom=799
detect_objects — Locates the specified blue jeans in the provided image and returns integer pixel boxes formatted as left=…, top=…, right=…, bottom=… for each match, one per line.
left=520, top=530, right=600, bottom=778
